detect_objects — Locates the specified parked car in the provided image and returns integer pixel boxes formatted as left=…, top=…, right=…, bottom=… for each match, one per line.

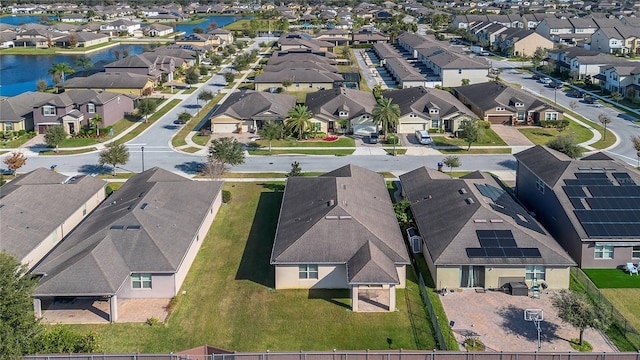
left=532, top=74, right=541, bottom=80
left=583, top=96, right=598, bottom=104
left=173, top=119, right=186, bottom=125
left=569, top=90, right=585, bottom=98
left=369, top=132, right=379, bottom=144
left=549, top=80, right=563, bottom=89
left=539, top=77, right=552, bottom=84
left=415, top=130, right=432, bottom=145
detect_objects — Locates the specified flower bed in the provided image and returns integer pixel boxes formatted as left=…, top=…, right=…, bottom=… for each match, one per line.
left=323, top=135, right=339, bottom=142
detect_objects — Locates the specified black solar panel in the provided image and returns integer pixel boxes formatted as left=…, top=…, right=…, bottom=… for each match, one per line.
left=575, top=172, right=608, bottom=179
left=498, top=238, right=518, bottom=248
left=570, top=197, right=585, bottom=209
left=563, top=186, right=587, bottom=198
left=520, top=248, right=542, bottom=258
left=588, top=186, right=640, bottom=198
left=475, top=183, right=505, bottom=201
left=486, top=247, right=505, bottom=257
left=565, top=179, right=613, bottom=186
left=466, top=248, right=487, bottom=258
left=613, top=173, right=636, bottom=186
left=503, top=247, right=524, bottom=257
left=479, top=238, right=499, bottom=248
left=469, top=229, right=541, bottom=258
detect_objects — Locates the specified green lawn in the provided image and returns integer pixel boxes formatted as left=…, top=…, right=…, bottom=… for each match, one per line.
left=172, top=93, right=224, bottom=148
left=192, top=133, right=210, bottom=146
left=39, top=148, right=96, bottom=155
left=255, top=137, right=355, bottom=148
left=439, top=148, right=512, bottom=154
left=518, top=120, right=592, bottom=146
left=601, top=288, right=640, bottom=336
left=69, top=183, right=435, bottom=352
left=180, top=146, right=201, bottom=153
left=58, top=137, right=102, bottom=148
left=1, top=134, right=33, bottom=148
left=583, top=269, right=640, bottom=288
left=248, top=149, right=355, bottom=156
left=384, top=149, right=408, bottom=155
left=431, top=129, right=507, bottom=147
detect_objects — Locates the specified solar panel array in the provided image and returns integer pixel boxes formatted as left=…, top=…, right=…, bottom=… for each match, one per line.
left=475, top=183, right=545, bottom=234
left=466, top=230, right=542, bottom=258
left=563, top=171, right=640, bottom=238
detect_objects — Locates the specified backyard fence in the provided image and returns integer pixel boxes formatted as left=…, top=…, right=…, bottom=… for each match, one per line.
left=571, top=267, right=640, bottom=350
left=418, top=273, right=449, bottom=351
left=23, top=350, right=640, bottom=360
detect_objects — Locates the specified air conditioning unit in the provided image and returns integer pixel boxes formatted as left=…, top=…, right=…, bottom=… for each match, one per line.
left=406, top=227, right=423, bottom=254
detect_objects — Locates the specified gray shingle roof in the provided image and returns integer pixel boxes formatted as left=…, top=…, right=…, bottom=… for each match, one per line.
left=32, top=167, right=223, bottom=296
left=60, top=72, right=152, bottom=90
left=513, top=145, right=572, bottom=187
left=0, top=168, right=106, bottom=263
left=255, top=68, right=343, bottom=83
left=271, top=165, right=409, bottom=283
left=0, top=92, right=55, bottom=122
left=454, top=82, right=556, bottom=114
left=213, top=90, right=296, bottom=121
left=305, top=88, right=377, bottom=121
left=384, top=86, right=476, bottom=119
left=400, top=168, right=575, bottom=267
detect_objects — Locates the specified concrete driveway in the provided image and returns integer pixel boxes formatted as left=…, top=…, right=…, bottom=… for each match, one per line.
left=440, top=289, right=616, bottom=352
left=491, top=125, right=535, bottom=147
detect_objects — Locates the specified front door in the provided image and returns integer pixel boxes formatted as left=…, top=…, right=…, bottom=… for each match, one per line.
left=460, top=266, right=485, bottom=288
left=328, top=121, right=334, bottom=133
left=68, top=122, right=75, bottom=134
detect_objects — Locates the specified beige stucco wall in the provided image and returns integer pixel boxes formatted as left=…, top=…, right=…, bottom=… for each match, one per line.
left=514, top=34, right=553, bottom=57
left=441, top=68, right=488, bottom=87
left=174, top=188, right=222, bottom=292
left=275, top=264, right=348, bottom=289
left=310, top=118, right=328, bottom=133
left=435, top=266, right=460, bottom=289
left=81, top=37, right=109, bottom=47
left=0, top=121, right=26, bottom=132
left=435, top=266, right=570, bottom=290
left=275, top=264, right=407, bottom=289
left=23, top=188, right=105, bottom=269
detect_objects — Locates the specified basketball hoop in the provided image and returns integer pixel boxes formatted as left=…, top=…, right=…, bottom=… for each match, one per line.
left=524, top=309, right=544, bottom=351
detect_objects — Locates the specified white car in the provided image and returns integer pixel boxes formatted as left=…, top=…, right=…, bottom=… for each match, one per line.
left=415, top=130, right=432, bottom=145
left=539, top=77, right=552, bottom=84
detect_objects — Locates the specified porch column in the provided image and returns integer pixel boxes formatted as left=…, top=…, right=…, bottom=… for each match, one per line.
left=33, top=298, right=42, bottom=318
left=351, top=285, right=359, bottom=312
left=109, top=295, right=118, bottom=323
left=389, top=285, right=396, bottom=312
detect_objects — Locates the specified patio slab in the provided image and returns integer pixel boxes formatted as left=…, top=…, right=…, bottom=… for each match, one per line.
left=41, top=298, right=170, bottom=324
left=440, top=289, right=616, bottom=352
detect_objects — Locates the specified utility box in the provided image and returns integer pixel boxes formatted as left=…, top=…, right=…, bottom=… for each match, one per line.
left=406, top=227, right=423, bottom=253
left=505, top=282, right=529, bottom=296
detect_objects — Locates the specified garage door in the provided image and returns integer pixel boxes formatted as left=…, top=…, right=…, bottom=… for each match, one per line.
left=212, top=122, right=238, bottom=133
left=397, top=123, right=425, bottom=134
left=38, top=125, right=51, bottom=134
left=352, top=123, right=377, bottom=136
left=487, top=115, right=512, bottom=124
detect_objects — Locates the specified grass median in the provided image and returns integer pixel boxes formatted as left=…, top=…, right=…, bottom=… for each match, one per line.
left=255, top=137, right=355, bottom=148
left=172, top=92, right=224, bottom=148
left=431, top=129, right=507, bottom=147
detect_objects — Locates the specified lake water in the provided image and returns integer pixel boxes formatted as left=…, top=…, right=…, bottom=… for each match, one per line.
left=0, top=15, right=240, bottom=96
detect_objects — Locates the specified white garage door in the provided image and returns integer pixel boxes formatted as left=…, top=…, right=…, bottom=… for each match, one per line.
left=397, top=123, right=425, bottom=134
left=212, top=122, right=238, bottom=133
left=352, top=123, right=377, bottom=136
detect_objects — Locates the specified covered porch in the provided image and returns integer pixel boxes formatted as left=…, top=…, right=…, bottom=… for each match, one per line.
left=350, top=284, right=396, bottom=312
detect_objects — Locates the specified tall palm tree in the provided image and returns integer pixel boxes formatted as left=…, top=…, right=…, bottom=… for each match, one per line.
left=74, top=56, right=92, bottom=70
left=285, top=104, right=313, bottom=140
left=372, top=97, right=400, bottom=140
left=90, top=114, right=104, bottom=136
left=47, top=62, right=75, bottom=83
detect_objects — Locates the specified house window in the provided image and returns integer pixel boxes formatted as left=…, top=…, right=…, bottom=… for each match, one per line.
left=525, top=265, right=546, bottom=280
left=339, top=111, right=348, bottom=117
left=43, top=105, right=56, bottom=116
left=515, top=102, right=524, bottom=107
left=409, top=113, right=418, bottom=118
left=496, top=107, right=505, bottom=111
left=536, top=178, right=545, bottom=194
left=5, top=122, right=13, bottom=131
left=632, top=246, right=640, bottom=259
left=545, top=112, right=558, bottom=121
left=458, top=69, right=462, bottom=74
left=51, top=229, right=58, bottom=243
left=82, top=203, right=87, bottom=216
left=131, top=273, right=152, bottom=289
left=431, top=119, right=439, bottom=128
left=594, top=245, right=614, bottom=259
left=87, top=103, right=95, bottom=113
left=298, top=265, right=318, bottom=279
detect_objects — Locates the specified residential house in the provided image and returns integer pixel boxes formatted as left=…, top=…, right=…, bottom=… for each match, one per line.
left=591, top=26, right=640, bottom=54
left=514, top=146, right=640, bottom=268
left=209, top=28, right=233, bottom=45
left=32, top=167, right=224, bottom=322
left=13, top=29, right=65, bottom=48
left=352, top=28, right=387, bottom=45
left=534, top=17, right=573, bottom=40
left=384, top=86, right=476, bottom=133
left=55, top=32, right=109, bottom=48
left=271, top=164, right=410, bottom=312
left=476, top=23, right=509, bottom=45
left=104, top=54, right=168, bottom=83
left=278, top=32, right=334, bottom=52
left=304, top=87, right=377, bottom=135
left=100, top=19, right=141, bottom=36
left=596, top=63, right=640, bottom=96
left=0, top=168, right=106, bottom=268
left=32, top=89, right=135, bottom=134
left=254, top=68, right=343, bottom=93
left=210, top=90, right=296, bottom=133
left=0, top=92, right=54, bottom=132
left=494, top=29, right=553, bottom=57
left=143, top=23, right=173, bottom=37
left=175, top=33, right=220, bottom=51
left=400, top=167, right=575, bottom=290
left=59, top=72, right=155, bottom=97
left=547, top=47, right=629, bottom=79
left=315, top=29, right=351, bottom=46
left=454, top=82, right=562, bottom=125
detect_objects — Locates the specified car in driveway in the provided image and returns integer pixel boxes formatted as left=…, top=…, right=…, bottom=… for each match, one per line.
left=368, top=132, right=379, bottom=144
left=415, top=130, right=432, bottom=145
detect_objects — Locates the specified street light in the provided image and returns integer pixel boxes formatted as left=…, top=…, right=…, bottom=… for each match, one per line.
left=554, top=86, right=557, bottom=104
left=141, top=146, right=145, bottom=172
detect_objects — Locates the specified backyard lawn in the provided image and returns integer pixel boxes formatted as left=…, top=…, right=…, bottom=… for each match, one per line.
left=600, top=288, right=640, bottom=335
left=583, top=268, right=640, bottom=288
left=69, top=182, right=435, bottom=352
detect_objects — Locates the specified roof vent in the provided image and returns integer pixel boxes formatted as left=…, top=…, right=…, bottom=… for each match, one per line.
left=110, top=225, right=124, bottom=230
left=465, top=198, right=475, bottom=204
left=141, top=203, right=148, bottom=209
left=459, top=188, right=467, bottom=194
left=325, top=215, right=338, bottom=220
left=328, top=199, right=335, bottom=206
left=339, top=215, right=352, bottom=220
left=474, top=219, right=487, bottom=223
left=490, top=219, right=504, bottom=223
left=127, top=225, right=141, bottom=230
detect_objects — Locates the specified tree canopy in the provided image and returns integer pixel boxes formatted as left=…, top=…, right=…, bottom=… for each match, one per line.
left=137, top=98, right=157, bottom=123
left=443, top=155, right=461, bottom=173
left=285, top=104, right=313, bottom=140
left=372, top=97, right=400, bottom=139
left=547, top=133, right=584, bottom=159
left=44, top=125, right=67, bottom=151
left=459, top=119, right=484, bottom=150
left=3, top=151, right=27, bottom=174
left=47, top=62, right=75, bottom=83
left=551, top=289, right=611, bottom=345
left=258, top=120, right=285, bottom=152
left=0, top=251, right=41, bottom=358
left=207, top=137, right=245, bottom=176
left=99, top=142, right=130, bottom=175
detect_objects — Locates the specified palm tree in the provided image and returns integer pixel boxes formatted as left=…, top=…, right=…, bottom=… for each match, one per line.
left=90, top=114, right=104, bottom=136
left=372, top=97, right=400, bottom=140
left=372, top=84, right=383, bottom=99
left=285, top=104, right=313, bottom=140
left=47, top=62, right=75, bottom=83
left=74, top=56, right=92, bottom=70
